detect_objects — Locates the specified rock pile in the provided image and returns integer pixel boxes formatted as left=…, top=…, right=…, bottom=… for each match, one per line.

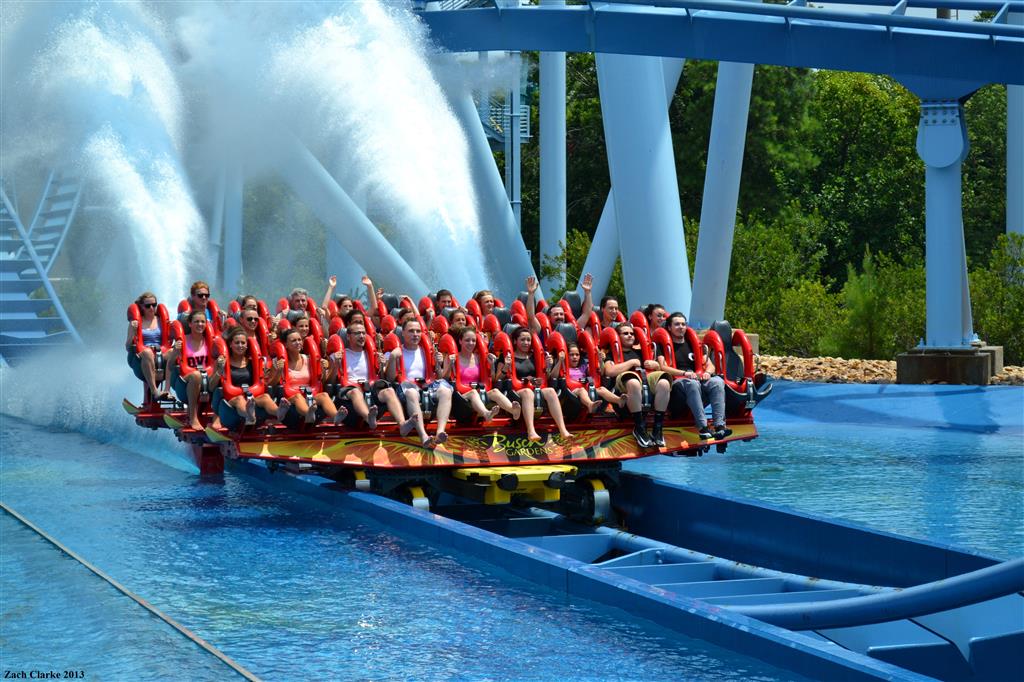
left=758, top=355, right=1024, bottom=385
left=991, top=366, right=1024, bottom=386
left=758, top=356, right=896, bottom=383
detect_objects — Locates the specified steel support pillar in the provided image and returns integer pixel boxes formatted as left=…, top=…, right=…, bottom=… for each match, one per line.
left=210, top=168, right=225, bottom=274
left=539, top=0, right=566, bottom=294
left=222, top=164, right=243, bottom=295
left=277, top=140, right=428, bottom=296
left=596, top=53, right=689, bottom=311
left=506, top=51, right=523, bottom=230
left=689, top=61, right=755, bottom=327
left=1009, top=12, right=1023, bottom=234
left=451, top=91, right=536, bottom=297
left=580, top=58, right=685, bottom=302
left=326, top=183, right=366, bottom=299
left=918, top=101, right=972, bottom=347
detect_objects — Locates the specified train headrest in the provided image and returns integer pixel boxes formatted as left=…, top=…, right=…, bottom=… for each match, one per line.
left=554, top=322, right=578, bottom=345
left=285, top=309, right=305, bottom=324
left=430, top=315, right=449, bottom=336
left=277, top=319, right=292, bottom=332
left=418, top=296, right=434, bottom=317
left=482, top=315, right=502, bottom=335
left=599, top=326, right=620, bottom=348
left=561, top=291, right=583, bottom=317
left=710, top=320, right=735, bottom=345
left=380, top=315, right=397, bottom=334
left=380, top=293, right=399, bottom=311
left=491, top=307, right=512, bottom=328
left=630, top=310, right=649, bottom=330
left=335, top=328, right=349, bottom=345
left=389, top=307, right=406, bottom=320
left=381, top=333, right=401, bottom=353
left=510, top=300, right=527, bottom=318
left=441, top=306, right=459, bottom=321
left=503, top=322, right=519, bottom=337
left=437, top=334, right=457, bottom=355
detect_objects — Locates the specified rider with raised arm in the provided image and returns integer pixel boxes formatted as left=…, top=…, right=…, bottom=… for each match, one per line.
left=576, top=273, right=595, bottom=330
left=524, top=276, right=567, bottom=338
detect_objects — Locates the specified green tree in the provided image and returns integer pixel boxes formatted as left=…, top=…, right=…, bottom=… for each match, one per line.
left=803, top=72, right=923, bottom=281
left=971, top=233, right=1024, bottom=365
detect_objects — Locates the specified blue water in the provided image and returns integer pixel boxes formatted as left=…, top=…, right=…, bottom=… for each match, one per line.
left=626, top=421, right=1023, bottom=559
left=2, top=381, right=1020, bottom=679
left=627, top=381, right=1023, bottom=559
left=0, top=420, right=801, bottom=681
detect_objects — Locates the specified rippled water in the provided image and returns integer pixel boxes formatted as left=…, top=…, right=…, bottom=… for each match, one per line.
left=0, top=421, right=801, bottom=681
left=626, top=386, right=1024, bottom=559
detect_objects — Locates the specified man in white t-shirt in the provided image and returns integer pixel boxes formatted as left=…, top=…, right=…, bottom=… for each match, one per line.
left=385, top=318, right=452, bottom=448
left=330, top=322, right=418, bottom=436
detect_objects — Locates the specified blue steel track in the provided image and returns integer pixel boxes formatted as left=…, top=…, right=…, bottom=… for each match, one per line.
left=417, top=1, right=1024, bottom=87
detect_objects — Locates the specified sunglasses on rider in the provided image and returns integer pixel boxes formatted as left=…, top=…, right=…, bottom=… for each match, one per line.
left=142, top=302, right=157, bottom=309
left=195, top=292, right=210, bottom=299
left=244, top=316, right=258, bottom=322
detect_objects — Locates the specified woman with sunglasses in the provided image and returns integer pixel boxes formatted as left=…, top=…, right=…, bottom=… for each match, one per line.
left=237, top=307, right=269, bottom=355
left=166, top=310, right=216, bottom=431
left=126, top=291, right=171, bottom=400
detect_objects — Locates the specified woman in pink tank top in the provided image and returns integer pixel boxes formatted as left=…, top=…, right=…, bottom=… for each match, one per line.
left=451, top=326, right=521, bottom=424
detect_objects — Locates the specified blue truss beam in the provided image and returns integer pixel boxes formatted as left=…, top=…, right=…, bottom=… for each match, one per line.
left=418, top=1, right=1024, bottom=86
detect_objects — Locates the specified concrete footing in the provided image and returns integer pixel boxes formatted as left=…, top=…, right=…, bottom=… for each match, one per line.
left=896, top=348, right=996, bottom=385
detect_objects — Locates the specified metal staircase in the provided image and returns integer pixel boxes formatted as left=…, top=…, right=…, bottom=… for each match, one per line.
left=0, top=172, right=83, bottom=365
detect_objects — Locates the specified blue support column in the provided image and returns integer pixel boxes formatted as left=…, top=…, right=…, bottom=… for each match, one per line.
left=1009, top=11, right=1023, bottom=234
left=277, top=139, right=429, bottom=296
left=589, top=57, right=687, bottom=310
left=326, top=183, right=366, bottom=298
left=450, top=92, right=537, bottom=297
left=689, top=61, right=755, bottom=328
left=917, top=101, right=972, bottom=347
left=539, top=0, right=566, bottom=294
left=222, top=164, right=243, bottom=295
left=579, top=195, right=619, bottom=302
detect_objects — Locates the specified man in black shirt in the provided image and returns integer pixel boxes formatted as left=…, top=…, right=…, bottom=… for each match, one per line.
left=656, top=313, right=730, bottom=440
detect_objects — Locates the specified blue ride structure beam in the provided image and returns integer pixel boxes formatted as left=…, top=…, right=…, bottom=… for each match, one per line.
left=578, top=58, right=685, bottom=302
left=450, top=90, right=538, bottom=298
left=1009, top=11, right=1023, bottom=234
left=689, top=59, right=754, bottom=328
left=417, top=2, right=1024, bottom=87
left=277, top=140, right=429, bottom=297
left=540, top=0, right=567, bottom=294
left=326, top=181, right=367, bottom=299
left=222, top=164, right=243, bottom=296
left=735, top=557, right=1024, bottom=631
left=596, top=53, right=689, bottom=311
left=916, top=100, right=973, bottom=347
